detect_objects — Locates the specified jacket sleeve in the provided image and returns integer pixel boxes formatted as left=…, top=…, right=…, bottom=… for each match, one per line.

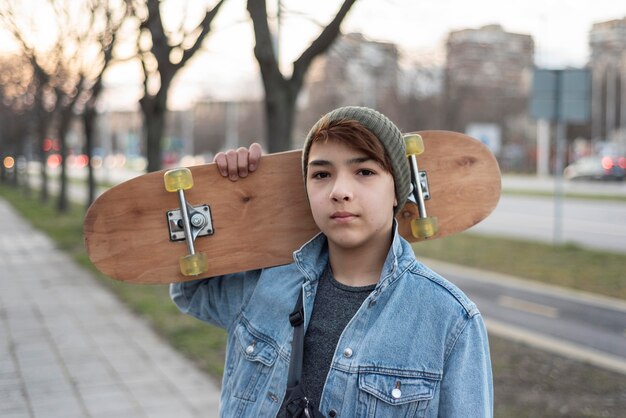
left=438, top=313, right=493, bottom=417
left=169, top=269, right=262, bottom=331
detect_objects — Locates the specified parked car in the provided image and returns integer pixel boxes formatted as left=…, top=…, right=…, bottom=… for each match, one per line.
left=564, top=156, right=626, bottom=181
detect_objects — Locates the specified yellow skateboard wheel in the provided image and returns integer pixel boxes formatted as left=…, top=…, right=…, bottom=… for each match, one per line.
left=410, top=217, right=439, bottom=239
left=404, top=134, right=425, bottom=156
left=164, top=168, right=193, bottom=192
left=179, top=253, right=208, bottom=276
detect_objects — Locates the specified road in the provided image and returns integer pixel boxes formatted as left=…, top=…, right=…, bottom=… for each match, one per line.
left=426, top=259, right=626, bottom=374
left=471, top=194, right=626, bottom=253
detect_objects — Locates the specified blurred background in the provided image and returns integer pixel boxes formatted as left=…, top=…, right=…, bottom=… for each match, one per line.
left=0, top=1, right=625, bottom=417
left=1, top=0, right=625, bottom=187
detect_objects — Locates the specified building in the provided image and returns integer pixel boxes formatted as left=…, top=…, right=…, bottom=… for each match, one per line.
left=191, top=100, right=264, bottom=156
left=589, top=16, right=626, bottom=151
left=444, top=24, right=534, bottom=161
left=299, top=33, right=401, bottom=140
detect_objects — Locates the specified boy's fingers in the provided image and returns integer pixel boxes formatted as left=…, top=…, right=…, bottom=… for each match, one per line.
left=236, top=147, right=249, bottom=178
left=225, top=149, right=239, bottom=181
left=248, top=143, right=262, bottom=172
left=214, top=143, right=263, bottom=181
left=214, top=152, right=228, bottom=177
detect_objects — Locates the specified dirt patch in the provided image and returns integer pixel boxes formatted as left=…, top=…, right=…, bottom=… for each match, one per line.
left=491, top=335, right=626, bottom=417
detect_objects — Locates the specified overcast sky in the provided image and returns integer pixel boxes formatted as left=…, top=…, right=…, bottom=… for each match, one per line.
left=5, top=0, right=621, bottom=109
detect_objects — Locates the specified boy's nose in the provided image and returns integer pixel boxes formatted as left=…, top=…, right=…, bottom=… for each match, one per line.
left=329, top=176, right=353, bottom=202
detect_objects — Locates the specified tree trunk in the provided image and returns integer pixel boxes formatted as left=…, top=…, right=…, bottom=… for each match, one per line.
left=83, top=107, right=97, bottom=208
left=56, top=108, right=73, bottom=213
left=247, top=0, right=358, bottom=151
left=264, top=82, right=299, bottom=152
left=141, top=93, right=167, bottom=173
left=37, top=115, right=49, bottom=203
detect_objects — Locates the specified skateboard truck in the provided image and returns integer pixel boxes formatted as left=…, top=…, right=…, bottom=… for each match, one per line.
left=405, top=134, right=439, bottom=239
left=167, top=204, right=213, bottom=242
left=164, top=168, right=210, bottom=276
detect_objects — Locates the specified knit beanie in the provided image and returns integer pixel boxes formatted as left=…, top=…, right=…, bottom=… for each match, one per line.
left=302, top=106, right=411, bottom=214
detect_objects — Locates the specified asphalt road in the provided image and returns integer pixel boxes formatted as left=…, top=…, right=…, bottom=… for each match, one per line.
left=425, top=259, right=626, bottom=374
left=471, top=194, right=626, bottom=253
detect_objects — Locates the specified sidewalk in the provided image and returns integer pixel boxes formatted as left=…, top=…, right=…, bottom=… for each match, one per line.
left=0, top=199, right=220, bottom=418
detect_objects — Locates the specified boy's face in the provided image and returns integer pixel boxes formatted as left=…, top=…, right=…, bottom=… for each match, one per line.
left=306, top=138, right=397, bottom=251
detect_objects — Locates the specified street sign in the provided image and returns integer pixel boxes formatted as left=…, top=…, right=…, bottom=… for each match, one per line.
left=560, top=69, right=591, bottom=122
left=530, top=70, right=558, bottom=120
left=530, top=69, right=590, bottom=123
left=529, top=68, right=591, bottom=246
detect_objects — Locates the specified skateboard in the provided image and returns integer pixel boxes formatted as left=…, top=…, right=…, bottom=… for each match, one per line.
left=84, top=131, right=501, bottom=284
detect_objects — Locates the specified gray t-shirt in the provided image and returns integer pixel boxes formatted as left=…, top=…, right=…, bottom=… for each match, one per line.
left=277, top=268, right=375, bottom=417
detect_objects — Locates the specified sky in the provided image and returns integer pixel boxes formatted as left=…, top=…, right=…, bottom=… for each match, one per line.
left=2, top=0, right=625, bottom=110
left=158, top=0, right=626, bottom=109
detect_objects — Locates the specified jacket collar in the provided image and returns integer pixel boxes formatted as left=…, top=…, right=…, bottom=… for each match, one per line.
left=292, top=220, right=413, bottom=288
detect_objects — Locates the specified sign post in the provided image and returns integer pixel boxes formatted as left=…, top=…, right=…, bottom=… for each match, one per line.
left=530, top=69, right=590, bottom=245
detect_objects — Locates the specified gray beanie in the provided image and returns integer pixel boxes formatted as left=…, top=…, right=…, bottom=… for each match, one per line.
left=302, top=106, right=411, bottom=213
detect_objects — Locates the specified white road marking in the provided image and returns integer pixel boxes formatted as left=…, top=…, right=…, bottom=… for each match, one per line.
left=497, top=295, right=559, bottom=318
left=486, top=319, right=626, bottom=376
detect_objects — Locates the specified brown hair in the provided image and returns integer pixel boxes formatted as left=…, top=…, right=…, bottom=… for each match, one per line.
left=307, top=117, right=394, bottom=175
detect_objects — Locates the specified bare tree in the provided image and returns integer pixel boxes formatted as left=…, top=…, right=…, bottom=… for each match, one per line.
left=0, top=1, right=60, bottom=202
left=247, top=0, right=358, bottom=152
left=126, top=0, right=226, bottom=172
left=1, top=0, right=129, bottom=211
left=79, top=0, right=128, bottom=208
left=0, top=53, right=33, bottom=188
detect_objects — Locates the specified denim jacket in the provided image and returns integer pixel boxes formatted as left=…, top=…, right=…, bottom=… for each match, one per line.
left=170, top=226, right=493, bottom=417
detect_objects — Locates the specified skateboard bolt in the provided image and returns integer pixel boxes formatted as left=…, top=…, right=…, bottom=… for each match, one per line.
left=190, top=213, right=206, bottom=228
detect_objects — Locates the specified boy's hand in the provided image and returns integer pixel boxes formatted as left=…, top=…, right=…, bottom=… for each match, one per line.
left=214, top=143, right=262, bottom=181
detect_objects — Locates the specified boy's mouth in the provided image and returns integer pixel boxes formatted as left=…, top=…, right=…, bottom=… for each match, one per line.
left=330, top=211, right=358, bottom=221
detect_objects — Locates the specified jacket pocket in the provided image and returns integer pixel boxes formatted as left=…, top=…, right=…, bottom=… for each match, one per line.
left=228, top=321, right=279, bottom=402
left=358, top=370, right=439, bottom=418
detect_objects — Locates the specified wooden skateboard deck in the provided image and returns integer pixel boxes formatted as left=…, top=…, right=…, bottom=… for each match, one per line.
left=84, top=131, right=500, bottom=284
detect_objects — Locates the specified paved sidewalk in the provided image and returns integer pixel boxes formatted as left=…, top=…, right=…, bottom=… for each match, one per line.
left=0, top=199, right=220, bottom=418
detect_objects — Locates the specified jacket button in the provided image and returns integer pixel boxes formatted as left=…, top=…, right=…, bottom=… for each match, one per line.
left=245, top=344, right=254, bottom=354
left=392, top=388, right=402, bottom=399
left=342, top=348, right=353, bottom=358
left=328, top=409, right=337, bottom=417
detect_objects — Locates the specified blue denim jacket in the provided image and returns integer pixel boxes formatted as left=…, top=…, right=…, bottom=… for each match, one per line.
left=170, top=226, right=493, bottom=417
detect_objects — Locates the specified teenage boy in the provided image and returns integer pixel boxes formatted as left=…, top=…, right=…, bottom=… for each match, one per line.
left=170, top=106, right=493, bottom=417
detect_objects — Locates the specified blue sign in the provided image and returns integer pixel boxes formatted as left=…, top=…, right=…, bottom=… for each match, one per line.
left=530, top=69, right=590, bottom=123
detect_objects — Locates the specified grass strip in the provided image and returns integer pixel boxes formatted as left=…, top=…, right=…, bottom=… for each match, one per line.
left=412, top=233, right=626, bottom=300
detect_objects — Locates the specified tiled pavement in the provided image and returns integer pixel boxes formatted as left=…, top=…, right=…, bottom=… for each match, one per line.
left=0, top=199, right=220, bottom=418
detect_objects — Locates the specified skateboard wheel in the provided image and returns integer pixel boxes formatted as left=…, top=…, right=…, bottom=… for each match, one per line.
left=164, top=168, right=194, bottom=192
left=179, top=253, right=209, bottom=276
left=404, top=134, right=425, bottom=156
left=410, top=217, right=439, bottom=239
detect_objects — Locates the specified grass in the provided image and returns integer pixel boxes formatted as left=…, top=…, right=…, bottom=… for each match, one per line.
left=2, top=181, right=626, bottom=417
left=413, top=233, right=626, bottom=300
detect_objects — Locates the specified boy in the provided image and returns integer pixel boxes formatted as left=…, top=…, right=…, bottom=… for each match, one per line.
left=170, top=106, right=493, bottom=417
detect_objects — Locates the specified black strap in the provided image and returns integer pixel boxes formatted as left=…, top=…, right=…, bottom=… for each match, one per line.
left=285, top=290, right=325, bottom=418
left=287, top=290, right=304, bottom=387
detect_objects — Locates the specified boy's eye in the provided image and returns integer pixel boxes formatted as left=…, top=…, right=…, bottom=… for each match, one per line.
left=357, top=168, right=375, bottom=176
left=311, top=171, right=330, bottom=179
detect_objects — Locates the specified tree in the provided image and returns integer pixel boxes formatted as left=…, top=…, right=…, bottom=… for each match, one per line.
left=127, top=0, right=227, bottom=172
left=247, top=0, right=358, bottom=152
left=0, top=0, right=59, bottom=202
left=0, top=0, right=128, bottom=210
left=79, top=0, right=128, bottom=207
left=0, top=53, right=33, bottom=188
